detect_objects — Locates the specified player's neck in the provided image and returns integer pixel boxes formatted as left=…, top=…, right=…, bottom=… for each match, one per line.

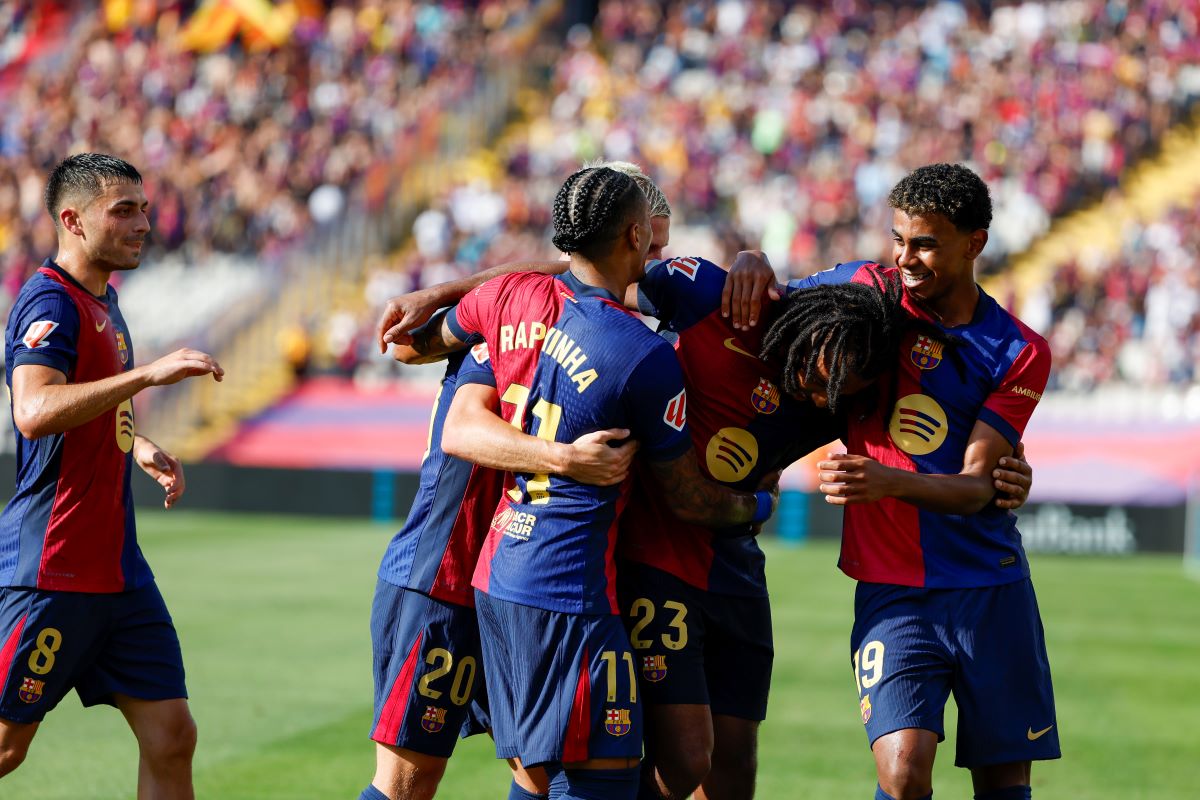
left=53, top=250, right=111, bottom=297
left=567, top=258, right=630, bottom=301
left=924, top=279, right=980, bottom=328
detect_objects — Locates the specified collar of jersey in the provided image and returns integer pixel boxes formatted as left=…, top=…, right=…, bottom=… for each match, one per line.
left=557, top=270, right=621, bottom=304
left=41, top=258, right=110, bottom=305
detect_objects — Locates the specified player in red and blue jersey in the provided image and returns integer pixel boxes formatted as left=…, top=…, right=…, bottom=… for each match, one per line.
left=0, top=155, right=224, bottom=794
left=362, top=340, right=638, bottom=800
left=398, top=167, right=778, bottom=800
left=784, top=164, right=1058, bottom=800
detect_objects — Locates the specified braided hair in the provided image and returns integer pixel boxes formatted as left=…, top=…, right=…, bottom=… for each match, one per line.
left=760, top=271, right=955, bottom=412
left=551, top=167, right=647, bottom=259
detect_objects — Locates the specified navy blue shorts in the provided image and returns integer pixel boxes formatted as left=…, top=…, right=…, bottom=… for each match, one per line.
left=851, top=579, right=1061, bottom=768
left=370, top=580, right=490, bottom=758
left=0, top=582, right=186, bottom=724
left=617, top=561, right=773, bottom=721
left=475, top=590, right=642, bottom=768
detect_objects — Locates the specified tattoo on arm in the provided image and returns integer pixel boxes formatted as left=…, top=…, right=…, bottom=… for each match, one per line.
left=410, top=316, right=466, bottom=359
left=646, top=449, right=758, bottom=528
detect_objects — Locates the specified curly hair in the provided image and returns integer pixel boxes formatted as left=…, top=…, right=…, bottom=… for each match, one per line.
left=887, top=163, right=992, bottom=232
left=760, top=272, right=960, bottom=412
left=551, top=166, right=647, bottom=258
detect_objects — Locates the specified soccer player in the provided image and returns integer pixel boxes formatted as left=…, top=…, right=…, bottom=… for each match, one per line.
left=361, top=338, right=640, bottom=800
left=784, top=164, right=1058, bottom=800
left=396, top=166, right=779, bottom=800
left=0, top=154, right=224, bottom=796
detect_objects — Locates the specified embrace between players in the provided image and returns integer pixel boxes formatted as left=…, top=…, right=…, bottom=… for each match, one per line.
left=362, top=163, right=1056, bottom=800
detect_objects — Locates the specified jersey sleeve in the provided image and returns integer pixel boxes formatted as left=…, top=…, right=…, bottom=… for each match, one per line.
left=785, top=260, right=877, bottom=292
left=622, top=340, right=693, bottom=462
left=636, top=256, right=726, bottom=330
left=455, top=342, right=497, bottom=388
left=9, top=287, right=81, bottom=376
left=978, top=336, right=1052, bottom=446
left=446, top=275, right=513, bottom=345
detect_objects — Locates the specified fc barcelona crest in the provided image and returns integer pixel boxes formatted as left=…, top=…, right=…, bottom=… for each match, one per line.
left=116, top=332, right=129, bottom=365
left=910, top=335, right=943, bottom=370
left=642, top=655, right=668, bottom=683
left=860, top=694, right=872, bottom=724
left=605, top=708, right=632, bottom=737
left=18, top=677, right=44, bottom=704
left=421, top=705, right=447, bottom=733
left=750, top=378, right=780, bottom=415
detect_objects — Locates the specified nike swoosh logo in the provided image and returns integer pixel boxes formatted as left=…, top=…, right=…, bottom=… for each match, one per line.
left=1027, top=725, right=1054, bottom=741
left=723, top=337, right=757, bottom=359
left=95, top=319, right=108, bottom=333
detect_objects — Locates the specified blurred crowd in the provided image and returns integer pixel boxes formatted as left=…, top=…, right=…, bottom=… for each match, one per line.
left=1025, top=202, right=1200, bottom=390
left=0, top=0, right=535, bottom=311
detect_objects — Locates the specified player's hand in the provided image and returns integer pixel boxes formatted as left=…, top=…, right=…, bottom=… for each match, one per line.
left=817, top=453, right=894, bottom=505
left=134, top=436, right=185, bottom=509
left=377, top=288, right=443, bottom=353
left=721, top=250, right=782, bottom=331
left=143, top=348, right=223, bottom=386
left=756, top=468, right=783, bottom=523
left=993, top=441, right=1033, bottom=510
left=562, top=428, right=639, bottom=486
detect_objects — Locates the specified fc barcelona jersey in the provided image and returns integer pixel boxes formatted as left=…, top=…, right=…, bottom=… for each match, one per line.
left=0, top=260, right=151, bottom=593
left=447, top=271, right=692, bottom=615
left=790, top=261, right=1052, bottom=588
left=619, top=257, right=843, bottom=596
left=376, top=345, right=506, bottom=607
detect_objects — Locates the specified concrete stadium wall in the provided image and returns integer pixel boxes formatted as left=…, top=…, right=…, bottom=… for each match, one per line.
left=0, top=456, right=1186, bottom=554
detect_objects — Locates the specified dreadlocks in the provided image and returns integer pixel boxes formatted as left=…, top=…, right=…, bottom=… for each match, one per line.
left=551, top=167, right=646, bottom=260
left=760, top=272, right=948, bottom=412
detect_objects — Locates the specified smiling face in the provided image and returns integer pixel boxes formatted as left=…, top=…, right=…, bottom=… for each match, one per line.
left=71, top=180, right=151, bottom=272
left=890, top=208, right=987, bottom=309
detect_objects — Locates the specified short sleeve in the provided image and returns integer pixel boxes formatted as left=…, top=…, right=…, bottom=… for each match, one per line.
left=636, top=256, right=726, bottom=330
left=455, top=342, right=497, bottom=388
left=622, top=341, right=693, bottom=462
left=979, top=337, right=1051, bottom=446
left=785, top=261, right=876, bottom=293
left=446, top=276, right=511, bottom=345
left=9, top=287, right=80, bottom=377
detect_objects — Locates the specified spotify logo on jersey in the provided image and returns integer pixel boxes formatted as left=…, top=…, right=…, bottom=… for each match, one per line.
left=115, top=399, right=135, bottom=453
left=705, top=427, right=759, bottom=482
left=888, top=394, right=948, bottom=456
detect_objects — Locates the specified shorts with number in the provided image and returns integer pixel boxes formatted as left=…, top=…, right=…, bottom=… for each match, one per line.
left=0, top=583, right=186, bottom=724
left=475, top=590, right=642, bottom=768
left=370, top=580, right=489, bottom=758
left=617, top=561, right=773, bottom=721
left=850, top=578, right=1061, bottom=768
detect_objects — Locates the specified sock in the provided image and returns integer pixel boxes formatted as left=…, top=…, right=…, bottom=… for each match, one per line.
left=975, top=788, right=1031, bottom=800
left=509, top=778, right=549, bottom=799
left=358, top=786, right=390, bottom=800
left=549, top=766, right=641, bottom=800
left=875, top=788, right=931, bottom=800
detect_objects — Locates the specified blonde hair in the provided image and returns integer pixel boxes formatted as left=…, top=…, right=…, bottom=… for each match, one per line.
left=583, top=159, right=671, bottom=218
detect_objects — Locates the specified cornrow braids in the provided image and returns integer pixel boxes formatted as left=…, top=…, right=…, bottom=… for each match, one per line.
left=583, top=159, right=672, bottom=218
left=551, top=166, right=646, bottom=259
left=759, top=272, right=959, bottom=413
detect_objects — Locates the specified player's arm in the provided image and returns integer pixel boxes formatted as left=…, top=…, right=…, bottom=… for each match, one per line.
left=442, top=384, right=637, bottom=486
left=644, top=449, right=777, bottom=528
left=11, top=349, right=223, bottom=439
left=391, top=308, right=475, bottom=365
left=378, top=260, right=566, bottom=351
left=816, top=420, right=1013, bottom=515
left=132, top=434, right=186, bottom=509
left=718, top=249, right=783, bottom=330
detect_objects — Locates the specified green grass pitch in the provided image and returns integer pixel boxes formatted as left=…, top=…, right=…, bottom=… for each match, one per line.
left=4, top=510, right=1199, bottom=799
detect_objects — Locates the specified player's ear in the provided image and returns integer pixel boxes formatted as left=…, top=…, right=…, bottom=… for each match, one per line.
left=966, top=228, right=988, bottom=260
left=59, top=206, right=84, bottom=236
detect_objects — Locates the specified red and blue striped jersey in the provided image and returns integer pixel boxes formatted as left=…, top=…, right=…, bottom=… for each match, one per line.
left=0, top=261, right=152, bottom=593
left=376, top=344, right=505, bottom=608
left=619, top=257, right=842, bottom=596
left=447, top=271, right=693, bottom=615
left=790, top=261, right=1052, bottom=588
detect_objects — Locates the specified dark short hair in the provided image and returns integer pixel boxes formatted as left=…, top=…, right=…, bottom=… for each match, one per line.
left=45, top=153, right=142, bottom=226
left=551, top=166, right=647, bottom=259
left=887, top=163, right=992, bottom=232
